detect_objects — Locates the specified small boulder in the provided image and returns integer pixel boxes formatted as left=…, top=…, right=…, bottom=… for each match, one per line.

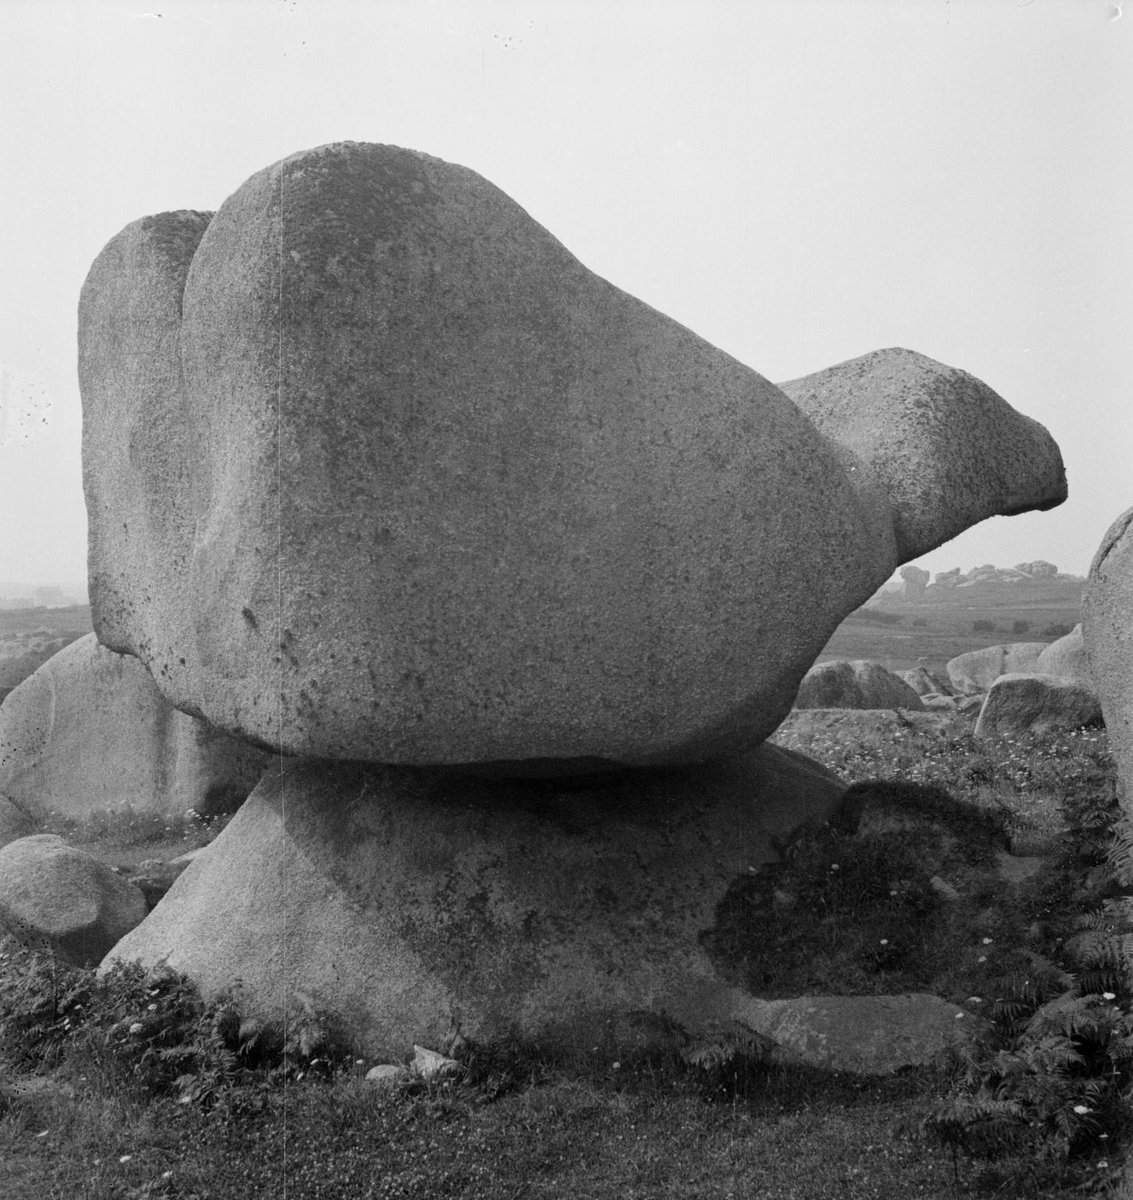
left=974, top=673, right=1104, bottom=738
left=899, top=667, right=953, bottom=697
left=946, top=643, right=1048, bottom=695
left=0, top=834, right=148, bottom=966
left=794, top=660, right=925, bottom=711
left=0, top=634, right=270, bottom=821
left=1034, top=624, right=1088, bottom=686
left=731, top=992, right=979, bottom=1075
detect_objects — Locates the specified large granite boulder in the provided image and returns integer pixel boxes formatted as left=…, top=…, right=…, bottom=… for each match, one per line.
left=80, top=142, right=1066, bottom=771
left=1083, top=508, right=1133, bottom=806
left=793, top=660, right=925, bottom=711
left=973, top=673, right=1103, bottom=738
left=946, top=642, right=1049, bottom=695
left=0, top=834, right=148, bottom=967
left=0, top=634, right=270, bottom=820
left=103, top=746, right=849, bottom=1057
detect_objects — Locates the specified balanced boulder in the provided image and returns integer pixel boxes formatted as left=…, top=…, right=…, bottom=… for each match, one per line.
left=0, top=834, right=147, bottom=966
left=81, top=142, right=1067, bottom=771
left=946, top=643, right=1048, bottom=695
left=0, top=634, right=271, bottom=821
left=1083, top=508, right=1133, bottom=807
left=974, top=673, right=1103, bottom=738
left=794, top=660, right=924, bottom=711
left=103, top=745, right=848, bottom=1057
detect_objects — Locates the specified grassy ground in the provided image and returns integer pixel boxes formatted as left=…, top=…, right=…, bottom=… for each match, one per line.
left=0, top=717, right=1126, bottom=1199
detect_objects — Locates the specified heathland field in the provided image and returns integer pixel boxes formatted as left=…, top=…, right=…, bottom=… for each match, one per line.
left=816, top=577, right=1083, bottom=674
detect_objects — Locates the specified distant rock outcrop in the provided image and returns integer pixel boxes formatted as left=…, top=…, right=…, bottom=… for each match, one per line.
left=0, top=634, right=270, bottom=820
left=794, top=660, right=925, bottom=711
left=899, top=564, right=930, bottom=601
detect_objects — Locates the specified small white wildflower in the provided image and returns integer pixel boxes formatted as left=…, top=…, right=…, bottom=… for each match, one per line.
left=1098, top=1160, right=1109, bottom=1169
left=830, top=864, right=840, bottom=871
left=967, top=997, right=982, bottom=1004
left=982, top=937, right=993, bottom=945
left=128, top=1023, right=144, bottom=1035
left=119, top=1155, right=132, bottom=1163
left=1100, top=1133, right=1109, bottom=1140
left=1102, top=992, right=1116, bottom=1001
left=36, top=1130, right=48, bottom=1138
left=1073, top=1105, right=1091, bottom=1115
left=879, top=939, right=889, bottom=946
left=977, top=955, right=987, bottom=963
left=889, top=890, right=898, bottom=897
left=611, top=1061, right=621, bottom=1070
left=162, top=1172, right=173, bottom=1180
left=954, top=1013, right=965, bottom=1019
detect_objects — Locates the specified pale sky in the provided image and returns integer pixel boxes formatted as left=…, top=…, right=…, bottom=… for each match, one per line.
left=1, top=0, right=1129, bottom=589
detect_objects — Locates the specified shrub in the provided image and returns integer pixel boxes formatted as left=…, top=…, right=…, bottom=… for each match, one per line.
left=924, top=806, right=1133, bottom=1196
left=973, top=619, right=996, bottom=633
left=1012, top=619, right=1032, bottom=635
left=0, top=946, right=354, bottom=1107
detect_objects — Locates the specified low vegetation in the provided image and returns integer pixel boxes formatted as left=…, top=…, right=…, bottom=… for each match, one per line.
left=1, top=718, right=1129, bottom=1198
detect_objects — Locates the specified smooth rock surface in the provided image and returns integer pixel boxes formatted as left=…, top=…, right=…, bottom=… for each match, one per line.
left=974, top=673, right=1104, bottom=738
left=793, top=660, right=925, bottom=711
left=103, top=745, right=847, bottom=1057
left=1035, top=623, right=1088, bottom=686
left=1083, top=508, right=1133, bottom=808
left=81, top=142, right=1067, bottom=770
left=0, top=834, right=148, bottom=966
left=946, top=643, right=1049, bottom=695
left=0, top=634, right=271, bottom=820
left=778, top=348, right=1066, bottom=564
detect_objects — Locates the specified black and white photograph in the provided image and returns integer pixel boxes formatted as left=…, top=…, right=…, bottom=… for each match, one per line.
left=0, top=2, right=1131, bottom=1196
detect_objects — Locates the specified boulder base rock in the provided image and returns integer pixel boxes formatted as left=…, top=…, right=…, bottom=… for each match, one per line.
left=974, top=673, right=1104, bottom=738
left=0, top=634, right=270, bottom=820
left=80, top=141, right=1066, bottom=770
left=103, top=746, right=847, bottom=1057
left=0, top=834, right=148, bottom=966
left=794, top=660, right=924, bottom=711
left=1083, top=508, right=1133, bottom=807
left=946, top=643, right=1049, bottom=695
